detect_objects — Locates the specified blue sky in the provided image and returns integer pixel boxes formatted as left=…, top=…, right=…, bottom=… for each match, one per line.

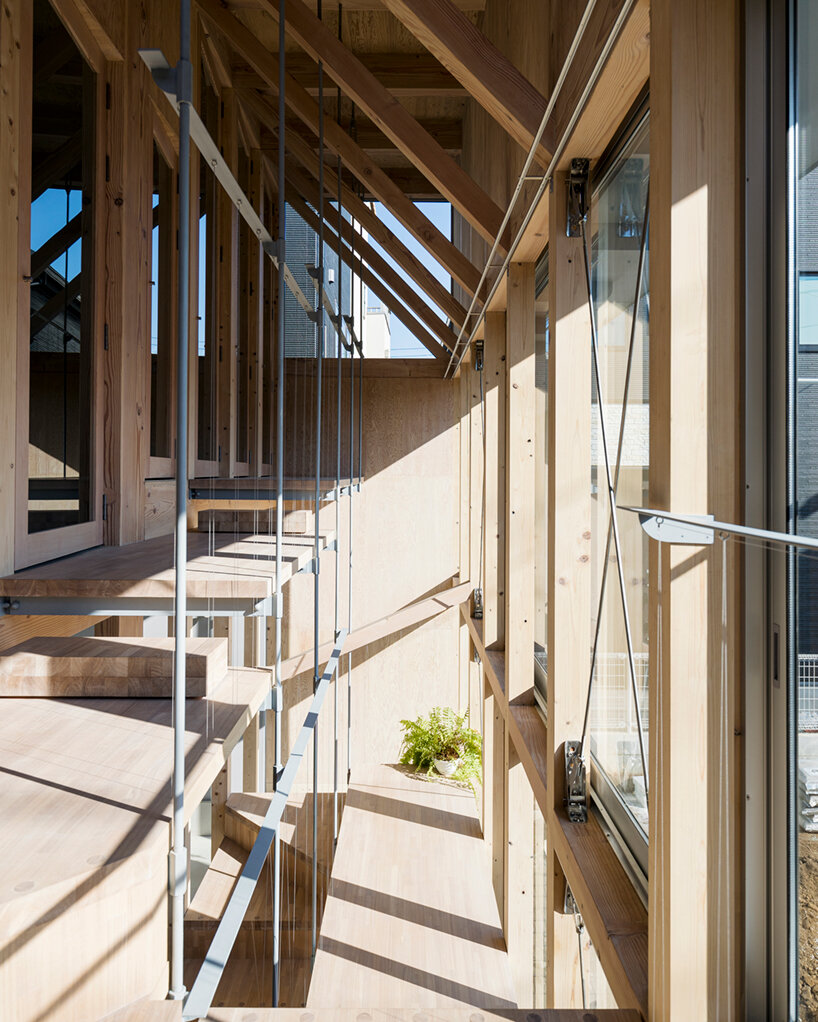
left=32, top=187, right=453, bottom=361
left=369, top=200, right=452, bottom=358
left=31, top=188, right=82, bottom=278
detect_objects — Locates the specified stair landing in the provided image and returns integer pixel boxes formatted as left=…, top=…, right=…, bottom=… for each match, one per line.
left=307, top=764, right=516, bottom=1011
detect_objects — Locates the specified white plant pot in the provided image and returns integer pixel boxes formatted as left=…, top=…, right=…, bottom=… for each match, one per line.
left=434, top=758, right=460, bottom=778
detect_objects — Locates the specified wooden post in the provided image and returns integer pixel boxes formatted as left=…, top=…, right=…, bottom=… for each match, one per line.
left=217, top=88, right=239, bottom=478
left=505, top=263, right=535, bottom=700
left=546, top=173, right=593, bottom=1008
left=0, top=0, right=25, bottom=575
left=503, top=262, right=536, bottom=1003
left=103, top=5, right=152, bottom=544
left=650, top=1, right=742, bottom=1018
left=483, top=311, right=506, bottom=649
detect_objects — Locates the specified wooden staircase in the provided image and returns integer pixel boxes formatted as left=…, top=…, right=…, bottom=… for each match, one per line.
left=184, top=788, right=344, bottom=1009
left=0, top=635, right=227, bottom=697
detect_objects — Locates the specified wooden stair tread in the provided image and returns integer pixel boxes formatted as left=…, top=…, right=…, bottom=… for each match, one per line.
left=184, top=955, right=312, bottom=1010
left=226, top=789, right=343, bottom=877
left=0, top=635, right=227, bottom=697
left=185, top=839, right=315, bottom=928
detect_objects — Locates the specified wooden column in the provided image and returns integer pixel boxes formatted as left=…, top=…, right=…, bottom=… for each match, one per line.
left=649, top=0, right=742, bottom=1018
left=505, top=262, right=536, bottom=700
left=483, top=310, right=506, bottom=649
left=217, top=88, right=239, bottom=478
left=546, top=172, right=593, bottom=1008
left=504, top=262, right=536, bottom=1003
left=0, top=0, right=26, bottom=574
left=103, top=5, right=151, bottom=544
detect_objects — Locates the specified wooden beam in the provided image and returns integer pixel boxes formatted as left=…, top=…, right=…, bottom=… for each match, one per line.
left=240, top=91, right=469, bottom=325
left=285, top=186, right=450, bottom=361
left=30, top=211, right=83, bottom=283
left=29, top=273, right=82, bottom=336
left=285, top=158, right=459, bottom=352
left=226, top=0, right=488, bottom=9
left=259, top=105, right=470, bottom=327
left=31, top=131, right=82, bottom=201
left=281, top=116, right=463, bottom=156
left=260, top=0, right=507, bottom=247
left=379, top=0, right=552, bottom=163
left=33, top=28, right=76, bottom=88
left=197, top=0, right=483, bottom=295
left=233, top=51, right=466, bottom=97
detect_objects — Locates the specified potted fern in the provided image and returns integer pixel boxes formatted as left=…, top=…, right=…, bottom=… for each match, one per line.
left=399, top=707, right=482, bottom=785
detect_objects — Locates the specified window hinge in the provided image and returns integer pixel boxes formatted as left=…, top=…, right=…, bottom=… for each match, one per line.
left=104, top=323, right=109, bottom=351
left=102, top=493, right=108, bottom=521
left=472, top=586, right=483, bottom=620
left=564, top=739, right=587, bottom=823
left=473, top=338, right=484, bottom=372
left=566, top=158, right=590, bottom=238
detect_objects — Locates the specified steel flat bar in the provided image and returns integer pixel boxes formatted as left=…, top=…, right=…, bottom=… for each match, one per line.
left=0, top=596, right=274, bottom=617
left=138, top=49, right=313, bottom=318
left=182, top=628, right=349, bottom=1022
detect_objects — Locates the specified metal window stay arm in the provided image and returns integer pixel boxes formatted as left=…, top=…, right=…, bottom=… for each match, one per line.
left=621, top=506, right=818, bottom=551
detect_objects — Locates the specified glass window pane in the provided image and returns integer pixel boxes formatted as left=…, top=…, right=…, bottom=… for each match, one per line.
left=587, top=114, right=650, bottom=850
left=794, top=3, right=818, bottom=1011
left=150, top=143, right=174, bottom=464
left=28, top=2, right=95, bottom=534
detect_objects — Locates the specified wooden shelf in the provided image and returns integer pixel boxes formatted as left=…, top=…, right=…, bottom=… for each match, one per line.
left=549, top=806, right=648, bottom=1018
left=461, top=605, right=505, bottom=699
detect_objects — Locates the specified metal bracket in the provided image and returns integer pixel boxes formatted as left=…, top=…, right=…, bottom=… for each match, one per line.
left=564, top=739, right=587, bottom=823
left=472, top=586, right=484, bottom=620
left=638, top=511, right=715, bottom=546
left=473, top=338, right=484, bottom=372
left=566, top=158, right=590, bottom=237
left=168, top=848, right=185, bottom=897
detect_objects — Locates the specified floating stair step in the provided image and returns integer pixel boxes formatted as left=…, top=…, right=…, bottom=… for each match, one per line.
left=196, top=508, right=311, bottom=535
left=185, top=839, right=315, bottom=959
left=184, top=954, right=312, bottom=1009
left=225, top=789, right=342, bottom=882
left=0, top=635, right=227, bottom=697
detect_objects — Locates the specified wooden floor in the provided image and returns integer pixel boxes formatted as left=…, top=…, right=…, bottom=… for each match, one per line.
left=0, top=530, right=333, bottom=600
left=307, top=764, right=517, bottom=1011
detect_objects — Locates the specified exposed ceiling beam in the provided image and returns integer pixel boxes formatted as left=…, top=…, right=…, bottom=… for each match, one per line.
left=286, top=157, right=460, bottom=351
left=225, top=0, right=486, bottom=10
left=258, top=0, right=508, bottom=248
left=32, top=131, right=83, bottom=201
left=266, top=117, right=463, bottom=156
left=30, top=211, right=83, bottom=280
left=552, top=0, right=635, bottom=145
left=379, top=0, right=553, bottom=163
left=197, top=0, right=483, bottom=296
left=241, top=88, right=471, bottom=326
left=33, top=29, right=77, bottom=89
left=231, top=52, right=466, bottom=97
left=275, top=168, right=450, bottom=361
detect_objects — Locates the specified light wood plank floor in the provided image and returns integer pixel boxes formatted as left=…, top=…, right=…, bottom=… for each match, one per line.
left=307, top=764, right=517, bottom=1011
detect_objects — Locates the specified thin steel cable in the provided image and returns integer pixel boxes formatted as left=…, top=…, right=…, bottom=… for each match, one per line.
left=333, top=1, right=344, bottom=849
left=577, top=199, right=649, bottom=806
left=312, top=0, right=325, bottom=966
left=579, top=191, right=650, bottom=765
left=272, top=0, right=286, bottom=1006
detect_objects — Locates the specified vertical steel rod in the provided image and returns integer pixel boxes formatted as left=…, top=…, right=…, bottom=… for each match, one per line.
left=312, top=0, right=325, bottom=965
left=578, top=210, right=649, bottom=803
left=579, top=193, right=650, bottom=753
left=170, top=0, right=192, bottom=1001
left=333, top=4, right=344, bottom=848
left=271, top=0, right=286, bottom=1006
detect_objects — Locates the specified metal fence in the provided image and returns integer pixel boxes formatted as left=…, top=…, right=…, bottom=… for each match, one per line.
left=586, top=651, right=818, bottom=733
